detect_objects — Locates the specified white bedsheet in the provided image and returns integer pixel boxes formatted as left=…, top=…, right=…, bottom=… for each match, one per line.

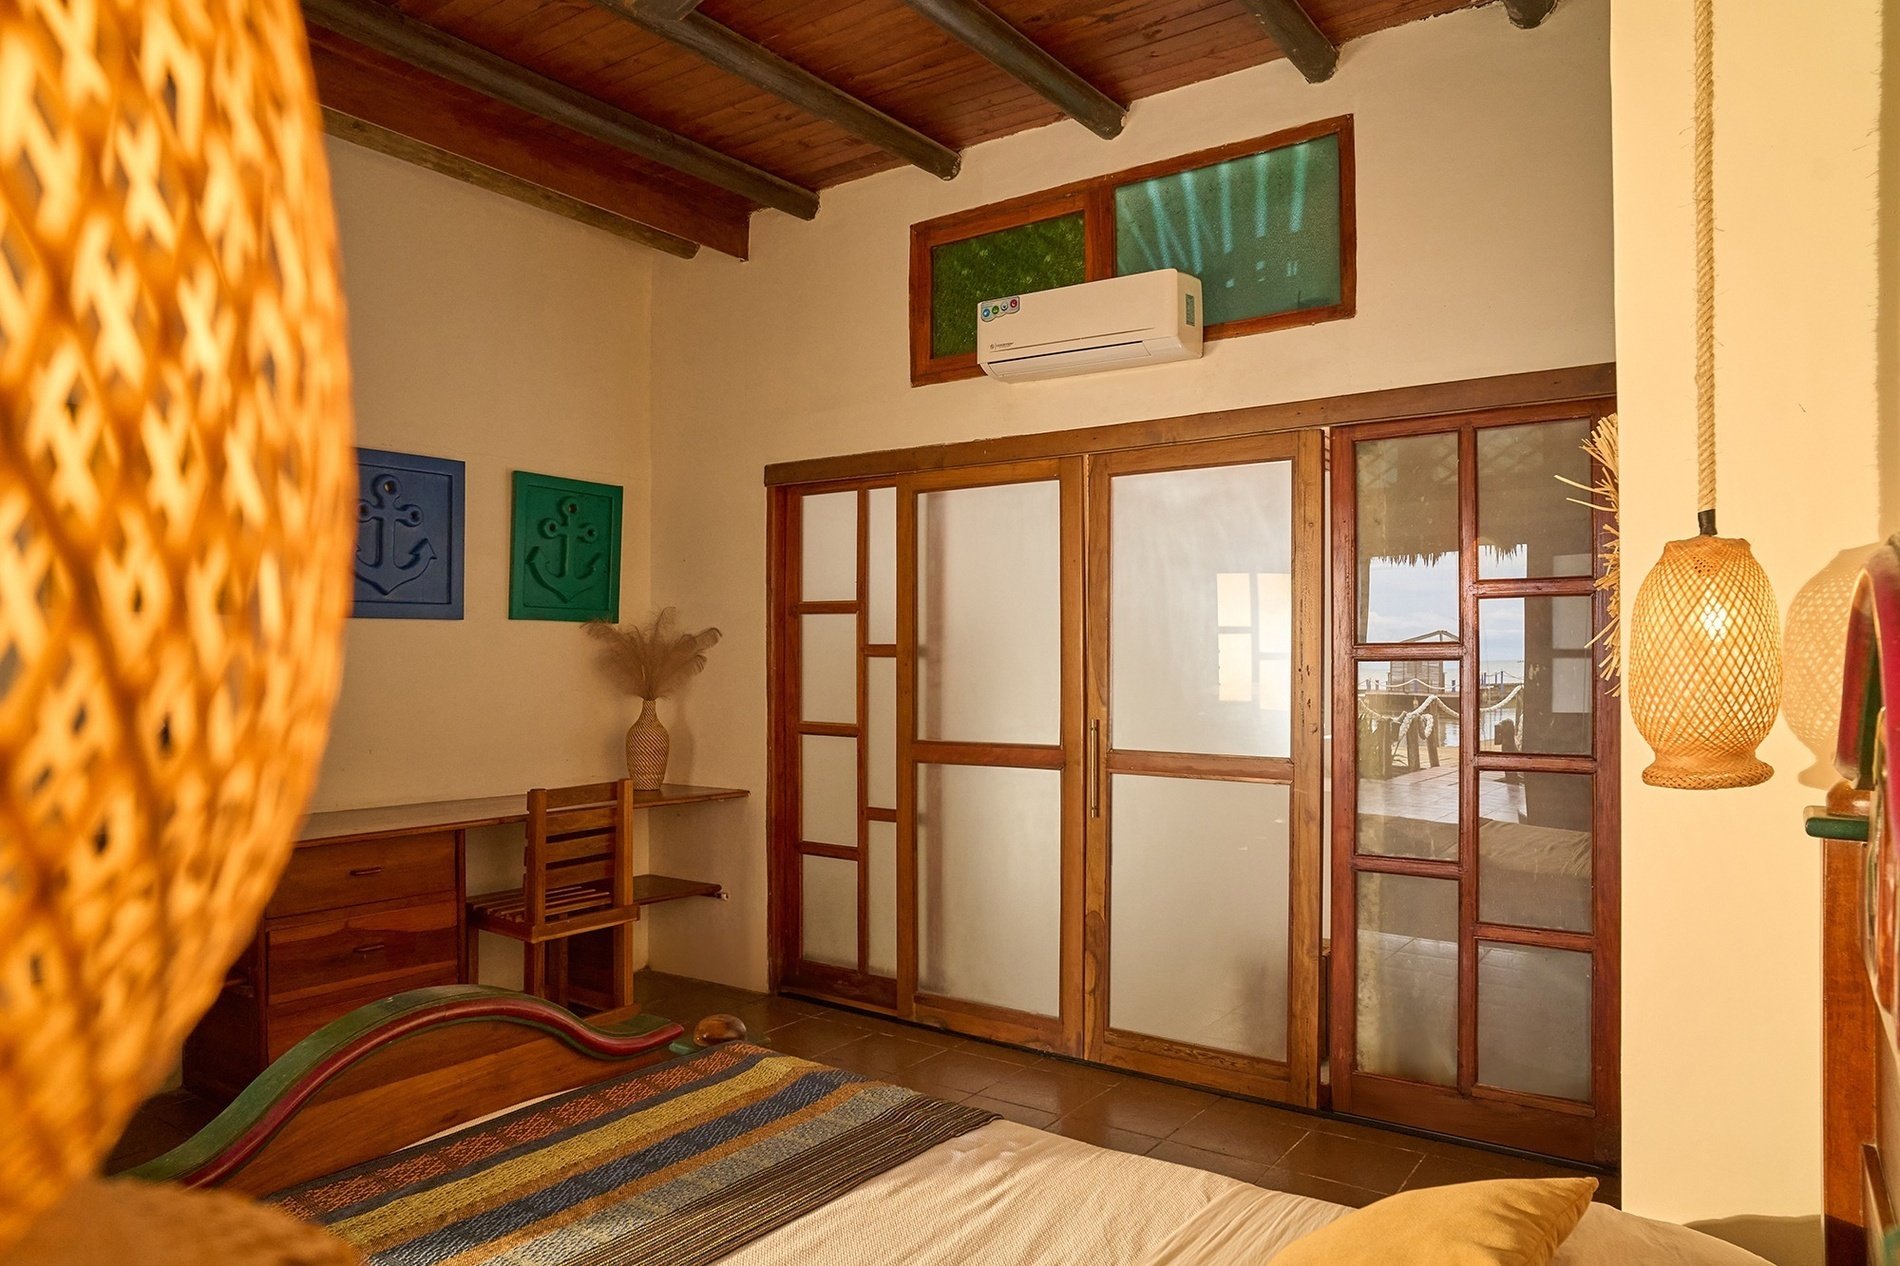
left=722, top=1121, right=1773, bottom=1265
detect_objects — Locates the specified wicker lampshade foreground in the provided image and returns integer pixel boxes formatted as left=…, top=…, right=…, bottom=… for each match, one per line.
left=1627, top=535, right=1783, bottom=789
left=0, top=0, right=353, bottom=1247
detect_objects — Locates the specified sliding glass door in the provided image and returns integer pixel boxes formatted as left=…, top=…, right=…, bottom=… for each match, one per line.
left=1085, top=433, right=1324, bottom=1101
left=772, top=441, right=1320, bottom=1098
left=904, top=461, right=1084, bottom=1049
left=1329, top=405, right=1619, bottom=1165
left=769, top=401, right=1613, bottom=1152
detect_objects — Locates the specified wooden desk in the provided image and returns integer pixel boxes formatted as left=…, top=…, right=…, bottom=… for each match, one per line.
left=185, top=784, right=746, bottom=1101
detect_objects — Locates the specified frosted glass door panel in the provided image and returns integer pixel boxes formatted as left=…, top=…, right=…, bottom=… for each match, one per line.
left=1477, top=944, right=1592, bottom=1102
left=1356, top=872, right=1458, bottom=1086
left=867, top=821, right=898, bottom=979
left=866, top=657, right=897, bottom=810
left=917, top=481, right=1061, bottom=745
left=1109, top=776, right=1291, bottom=1059
left=800, top=735, right=857, bottom=847
left=868, top=487, right=897, bottom=644
left=800, top=614, right=857, bottom=724
left=801, top=854, right=858, bottom=969
left=917, top=764, right=1061, bottom=1016
left=801, top=491, right=857, bottom=601
left=1111, top=461, right=1294, bottom=757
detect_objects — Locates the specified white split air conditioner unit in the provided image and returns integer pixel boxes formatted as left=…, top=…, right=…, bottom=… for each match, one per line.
left=976, top=269, right=1203, bottom=383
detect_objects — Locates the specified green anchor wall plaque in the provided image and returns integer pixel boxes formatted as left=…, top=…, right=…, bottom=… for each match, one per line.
left=509, top=470, right=622, bottom=622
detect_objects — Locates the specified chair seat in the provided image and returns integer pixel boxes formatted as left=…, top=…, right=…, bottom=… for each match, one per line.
left=468, top=882, right=638, bottom=942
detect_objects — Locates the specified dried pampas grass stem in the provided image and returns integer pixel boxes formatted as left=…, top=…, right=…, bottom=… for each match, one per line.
left=585, top=608, right=722, bottom=701
left=1556, top=413, right=1621, bottom=693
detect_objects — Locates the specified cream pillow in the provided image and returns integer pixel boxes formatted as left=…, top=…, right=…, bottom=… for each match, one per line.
left=1270, top=1177, right=1598, bottom=1266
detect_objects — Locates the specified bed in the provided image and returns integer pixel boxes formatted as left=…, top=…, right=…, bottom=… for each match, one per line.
left=1814, top=537, right=1900, bottom=1265
left=129, top=983, right=1767, bottom=1264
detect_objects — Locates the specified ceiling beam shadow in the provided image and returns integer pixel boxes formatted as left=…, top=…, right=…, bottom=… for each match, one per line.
left=1501, top=0, right=1559, bottom=29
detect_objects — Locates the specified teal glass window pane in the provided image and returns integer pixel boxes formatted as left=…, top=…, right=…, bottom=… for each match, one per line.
left=1114, top=133, right=1343, bottom=327
left=930, top=214, right=1087, bottom=359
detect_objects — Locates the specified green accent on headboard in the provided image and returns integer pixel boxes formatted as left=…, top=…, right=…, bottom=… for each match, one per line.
left=1114, top=132, right=1343, bottom=327
left=930, top=213, right=1087, bottom=359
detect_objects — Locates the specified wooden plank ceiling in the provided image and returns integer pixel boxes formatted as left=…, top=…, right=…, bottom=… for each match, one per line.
left=308, top=0, right=1532, bottom=259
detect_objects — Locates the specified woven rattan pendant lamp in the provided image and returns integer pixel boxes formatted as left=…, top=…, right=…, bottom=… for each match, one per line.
left=1626, top=0, right=1782, bottom=790
left=0, top=0, right=353, bottom=1246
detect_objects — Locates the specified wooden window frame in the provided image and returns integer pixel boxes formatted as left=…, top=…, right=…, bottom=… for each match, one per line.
left=908, top=115, right=1357, bottom=388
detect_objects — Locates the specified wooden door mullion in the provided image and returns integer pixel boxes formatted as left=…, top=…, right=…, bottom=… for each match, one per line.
left=1456, top=426, right=1480, bottom=1097
left=894, top=478, right=919, bottom=1019
left=1058, top=455, right=1087, bottom=1058
left=1081, top=451, right=1112, bottom=1066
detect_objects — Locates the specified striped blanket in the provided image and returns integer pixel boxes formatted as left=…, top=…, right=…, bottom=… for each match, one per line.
left=269, top=1041, right=997, bottom=1266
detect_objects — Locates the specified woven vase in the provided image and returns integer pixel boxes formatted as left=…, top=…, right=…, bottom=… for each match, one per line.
left=626, top=699, right=670, bottom=792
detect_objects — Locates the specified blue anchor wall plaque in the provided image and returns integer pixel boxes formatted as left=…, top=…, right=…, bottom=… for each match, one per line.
left=352, top=448, right=464, bottom=619
left=509, top=470, right=622, bottom=622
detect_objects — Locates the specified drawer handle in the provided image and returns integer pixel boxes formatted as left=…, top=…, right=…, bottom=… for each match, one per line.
left=349, top=866, right=384, bottom=878
left=352, top=942, right=387, bottom=956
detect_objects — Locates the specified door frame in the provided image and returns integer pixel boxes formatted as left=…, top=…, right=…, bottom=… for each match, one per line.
left=1326, top=398, right=1620, bottom=1165
left=1080, top=430, right=1326, bottom=1104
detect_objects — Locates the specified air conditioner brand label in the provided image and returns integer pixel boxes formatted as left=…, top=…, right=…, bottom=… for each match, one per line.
left=979, top=295, right=1022, bottom=322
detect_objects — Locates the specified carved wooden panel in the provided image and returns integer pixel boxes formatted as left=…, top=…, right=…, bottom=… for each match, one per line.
left=509, top=470, right=623, bottom=621
left=353, top=448, right=465, bottom=619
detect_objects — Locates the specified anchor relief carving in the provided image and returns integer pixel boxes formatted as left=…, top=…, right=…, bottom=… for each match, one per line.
left=356, top=473, right=437, bottom=595
left=526, top=496, right=604, bottom=601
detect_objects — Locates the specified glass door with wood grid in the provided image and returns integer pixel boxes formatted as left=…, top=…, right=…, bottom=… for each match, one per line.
left=769, top=462, right=1085, bottom=1053
left=772, top=482, right=902, bottom=1011
left=1083, top=432, right=1325, bottom=1102
left=1329, top=405, right=1619, bottom=1165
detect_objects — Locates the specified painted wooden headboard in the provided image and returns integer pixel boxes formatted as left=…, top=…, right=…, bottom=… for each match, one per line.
left=1813, top=539, right=1900, bottom=1265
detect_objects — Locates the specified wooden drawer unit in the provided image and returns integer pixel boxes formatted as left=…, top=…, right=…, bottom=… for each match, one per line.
left=267, top=900, right=459, bottom=1004
left=185, top=829, right=469, bottom=1103
left=267, top=833, right=456, bottom=918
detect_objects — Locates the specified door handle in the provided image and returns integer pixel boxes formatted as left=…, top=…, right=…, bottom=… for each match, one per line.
left=349, top=866, right=384, bottom=878
left=352, top=942, right=387, bottom=956
left=1088, top=720, right=1103, bottom=819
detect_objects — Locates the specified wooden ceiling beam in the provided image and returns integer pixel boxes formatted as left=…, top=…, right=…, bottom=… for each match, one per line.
left=592, top=1, right=960, bottom=180
left=301, top=0, right=819, bottom=219
left=1501, top=0, right=1559, bottom=28
left=896, top=0, right=1126, bottom=140
left=307, top=31, right=751, bottom=258
left=1236, top=0, right=1337, bottom=84
left=323, top=110, right=699, bottom=258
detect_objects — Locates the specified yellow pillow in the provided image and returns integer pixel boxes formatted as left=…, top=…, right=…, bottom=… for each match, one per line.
left=1270, top=1177, right=1598, bottom=1266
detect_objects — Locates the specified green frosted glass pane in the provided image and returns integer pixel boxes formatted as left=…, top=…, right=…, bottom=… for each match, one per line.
left=1115, top=133, right=1342, bottom=327
left=931, top=214, right=1087, bottom=359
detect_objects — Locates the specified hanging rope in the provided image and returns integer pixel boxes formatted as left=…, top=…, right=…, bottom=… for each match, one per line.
left=1693, top=0, right=1717, bottom=530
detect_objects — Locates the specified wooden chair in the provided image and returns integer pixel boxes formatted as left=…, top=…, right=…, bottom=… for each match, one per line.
left=467, top=780, right=638, bottom=1008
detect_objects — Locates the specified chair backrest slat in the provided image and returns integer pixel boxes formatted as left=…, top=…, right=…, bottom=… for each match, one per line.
left=524, top=779, right=634, bottom=930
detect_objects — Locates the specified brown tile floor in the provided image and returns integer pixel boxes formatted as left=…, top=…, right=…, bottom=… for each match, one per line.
left=631, top=970, right=1620, bottom=1210
left=106, top=969, right=1618, bottom=1210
